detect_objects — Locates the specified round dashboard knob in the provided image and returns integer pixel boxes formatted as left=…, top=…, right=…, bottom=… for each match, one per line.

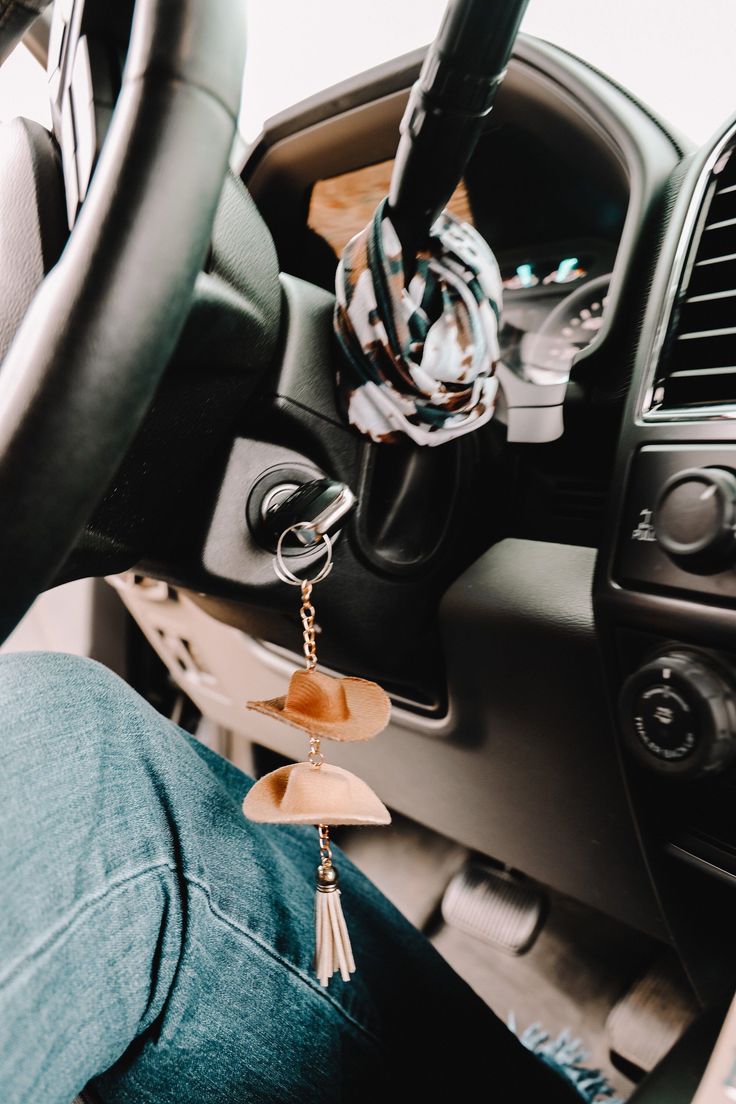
left=619, top=651, right=736, bottom=777
left=654, top=467, right=736, bottom=573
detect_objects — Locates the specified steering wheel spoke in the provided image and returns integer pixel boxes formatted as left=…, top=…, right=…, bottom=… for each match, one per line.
left=48, top=0, right=131, bottom=225
left=0, top=0, right=248, bottom=641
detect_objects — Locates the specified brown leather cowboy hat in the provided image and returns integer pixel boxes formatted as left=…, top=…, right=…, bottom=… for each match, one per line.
left=247, top=668, right=391, bottom=742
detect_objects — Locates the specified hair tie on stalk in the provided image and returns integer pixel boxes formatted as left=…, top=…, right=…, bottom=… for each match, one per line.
left=334, top=197, right=503, bottom=447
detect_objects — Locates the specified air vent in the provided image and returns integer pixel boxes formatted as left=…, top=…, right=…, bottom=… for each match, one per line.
left=650, top=143, right=736, bottom=413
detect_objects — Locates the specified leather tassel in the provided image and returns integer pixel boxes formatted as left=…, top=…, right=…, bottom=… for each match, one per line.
left=314, top=851, right=355, bottom=987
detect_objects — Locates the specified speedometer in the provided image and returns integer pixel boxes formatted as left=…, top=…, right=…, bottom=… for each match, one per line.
left=521, top=274, right=611, bottom=384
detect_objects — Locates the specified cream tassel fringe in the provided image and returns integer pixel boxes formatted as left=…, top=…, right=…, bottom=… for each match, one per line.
left=315, top=861, right=356, bottom=987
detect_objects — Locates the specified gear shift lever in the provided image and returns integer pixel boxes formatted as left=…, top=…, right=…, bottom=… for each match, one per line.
left=388, top=0, right=529, bottom=269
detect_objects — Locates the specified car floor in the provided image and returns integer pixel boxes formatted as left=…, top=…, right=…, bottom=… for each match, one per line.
left=228, top=734, right=699, bottom=1101
left=339, top=812, right=652, bottom=1101
left=432, top=897, right=641, bottom=1098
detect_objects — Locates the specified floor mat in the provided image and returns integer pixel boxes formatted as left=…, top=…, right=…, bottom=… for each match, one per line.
left=514, top=1021, right=624, bottom=1102
left=432, top=892, right=651, bottom=1099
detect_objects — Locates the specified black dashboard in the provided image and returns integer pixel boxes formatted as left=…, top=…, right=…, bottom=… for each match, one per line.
left=237, top=36, right=736, bottom=1000
left=155, top=32, right=736, bottom=1002
left=10, top=0, right=736, bottom=1028
left=597, top=114, right=736, bottom=1000
left=223, top=33, right=688, bottom=947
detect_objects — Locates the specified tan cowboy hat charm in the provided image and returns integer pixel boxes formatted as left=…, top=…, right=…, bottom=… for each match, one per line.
left=247, top=668, right=391, bottom=742
left=244, top=669, right=392, bottom=825
left=244, top=762, right=391, bottom=826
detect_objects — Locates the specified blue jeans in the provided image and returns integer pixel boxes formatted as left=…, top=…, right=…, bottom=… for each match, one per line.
left=0, top=652, right=579, bottom=1103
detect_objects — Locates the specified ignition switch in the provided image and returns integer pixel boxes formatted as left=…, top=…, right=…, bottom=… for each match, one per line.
left=247, top=472, right=356, bottom=553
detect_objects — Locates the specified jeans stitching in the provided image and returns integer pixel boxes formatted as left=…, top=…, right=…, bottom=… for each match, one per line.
left=183, top=873, right=383, bottom=1049
left=0, top=859, right=178, bottom=990
left=1, top=860, right=382, bottom=1050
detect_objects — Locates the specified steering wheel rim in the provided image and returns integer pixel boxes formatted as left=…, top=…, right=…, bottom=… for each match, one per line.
left=0, top=0, right=247, bottom=641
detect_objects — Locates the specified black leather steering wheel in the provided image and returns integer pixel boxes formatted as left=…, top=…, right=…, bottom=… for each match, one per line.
left=0, top=0, right=247, bottom=640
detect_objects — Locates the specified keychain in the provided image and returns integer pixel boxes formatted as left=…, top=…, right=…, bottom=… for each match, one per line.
left=243, top=522, right=392, bottom=987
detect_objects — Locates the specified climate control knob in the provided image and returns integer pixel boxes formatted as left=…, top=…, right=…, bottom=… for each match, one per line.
left=619, top=651, right=736, bottom=776
left=654, top=467, right=736, bottom=573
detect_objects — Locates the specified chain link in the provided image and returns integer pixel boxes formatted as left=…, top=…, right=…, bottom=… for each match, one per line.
left=318, top=824, right=333, bottom=866
left=276, top=534, right=333, bottom=776
left=308, top=735, right=324, bottom=768
left=300, top=579, right=318, bottom=670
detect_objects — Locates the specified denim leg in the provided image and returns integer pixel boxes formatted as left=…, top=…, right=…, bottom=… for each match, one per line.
left=0, top=652, right=580, bottom=1104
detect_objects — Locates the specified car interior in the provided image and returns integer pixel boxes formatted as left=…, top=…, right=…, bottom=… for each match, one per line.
left=4, top=1, right=736, bottom=1101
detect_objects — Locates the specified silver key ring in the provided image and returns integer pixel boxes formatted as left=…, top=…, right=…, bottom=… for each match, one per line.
left=274, top=524, right=334, bottom=586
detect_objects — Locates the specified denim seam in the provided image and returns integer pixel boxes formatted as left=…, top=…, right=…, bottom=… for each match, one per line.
left=0, top=858, right=179, bottom=990
left=183, top=873, right=383, bottom=1049
left=1, top=858, right=382, bottom=1051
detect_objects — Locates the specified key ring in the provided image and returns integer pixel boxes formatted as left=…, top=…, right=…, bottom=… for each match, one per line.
left=274, top=523, right=334, bottom=586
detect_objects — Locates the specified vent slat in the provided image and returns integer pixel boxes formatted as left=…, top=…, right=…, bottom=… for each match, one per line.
left=710, top=188, right=736, bottom=216
left=685, top=288, right=736, bottom=303
left=697, top=222, right=736, bottom=259
left=669, top=329, right=736, bottom=376
left=705, top=216, right=736, bottom=231
left=683, top=290, right=736, bottom=333
left=669, top=366, right=736, bottom=378
left=659, top=367, right=736, bottom=408
left=689, top=255, right=736, bottom=297
left=677, top=325, right=736, bottom=339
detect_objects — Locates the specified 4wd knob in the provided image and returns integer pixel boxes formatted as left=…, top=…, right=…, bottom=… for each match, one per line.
left=619, top=651, right=736, bottom=777
left=654, top=467, right=736, bottom=573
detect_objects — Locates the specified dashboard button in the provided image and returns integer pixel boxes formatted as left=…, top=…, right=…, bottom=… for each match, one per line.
left=655, top=467, right=736, bottom=573
left=619, top=651, right=736, bottom=776
left=632, top=683, right=696, bottom=756
left=615, top=445, right=736, bottom=604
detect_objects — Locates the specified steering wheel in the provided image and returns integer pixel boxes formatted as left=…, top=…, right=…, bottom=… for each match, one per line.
left=0, top=0, right=247, bottom=640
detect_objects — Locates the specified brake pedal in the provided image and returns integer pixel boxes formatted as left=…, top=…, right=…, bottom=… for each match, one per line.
left=606, top=953, right=699, bottom=1073
left=441, top=863, right=546, bottom=955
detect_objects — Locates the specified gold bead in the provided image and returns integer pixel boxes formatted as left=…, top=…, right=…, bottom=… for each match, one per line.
left=316, top=863, right=339, bottom=891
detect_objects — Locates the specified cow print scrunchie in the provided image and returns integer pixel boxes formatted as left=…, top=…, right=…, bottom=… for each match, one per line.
left=334, top=197, right=503, bottom=447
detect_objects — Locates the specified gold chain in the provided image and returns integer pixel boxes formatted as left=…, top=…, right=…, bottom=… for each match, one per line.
left=301, top=579, right=324, bottom=768
left=300, top=579, right=318, bottom=671
left=308, top=734, right=323, bottom=768
left=318, top=824, right=333, bottom=867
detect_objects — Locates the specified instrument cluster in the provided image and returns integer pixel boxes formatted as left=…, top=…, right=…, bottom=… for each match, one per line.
left=498, top=240, right=614, bottom=385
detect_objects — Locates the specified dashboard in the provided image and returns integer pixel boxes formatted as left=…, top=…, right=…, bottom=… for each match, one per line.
left=24, top=3, right=736, bottom=1019
left=597, top=115, right=736, bottom=1000
left=233, top=34, right=736, bottom=999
